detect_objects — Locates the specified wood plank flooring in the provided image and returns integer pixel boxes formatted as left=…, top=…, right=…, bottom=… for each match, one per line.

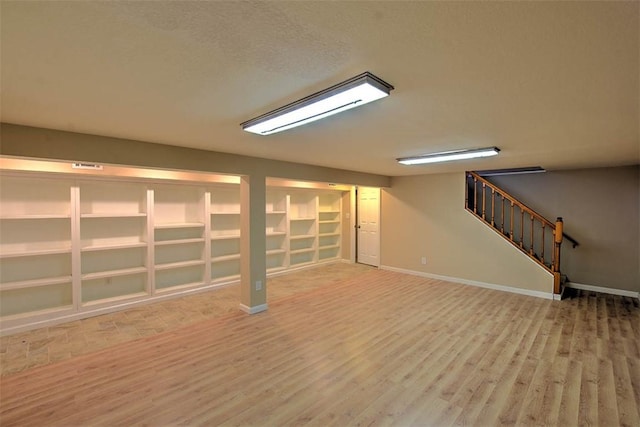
left=1, top=268, right=639, bottom=426
left=0, top=263, right=374, bottom=376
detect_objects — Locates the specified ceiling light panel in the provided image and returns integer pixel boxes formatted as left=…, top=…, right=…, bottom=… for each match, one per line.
left=397, top=147, right=500, bottom=165
left=241, top=72, right=394, bottom=135
left=476, top=166, right=545, bottom=176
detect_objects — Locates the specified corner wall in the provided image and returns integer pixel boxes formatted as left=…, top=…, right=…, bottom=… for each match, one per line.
left=381, top=173, right=553, bottom=295
left=490, top=165, right=639, bottom=292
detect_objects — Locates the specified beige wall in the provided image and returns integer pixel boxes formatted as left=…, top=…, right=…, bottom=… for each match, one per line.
left=381, top=173, right=553, bottom=294
left=0, top=123, right=390, bottom=188
left=490, top=166, right=640, bottom=292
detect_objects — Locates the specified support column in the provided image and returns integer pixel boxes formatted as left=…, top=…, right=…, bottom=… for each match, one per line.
left=239, top=174, right=267, bottom=314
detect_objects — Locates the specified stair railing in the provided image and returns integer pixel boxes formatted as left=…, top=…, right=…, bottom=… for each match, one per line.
left=465, top=171, right=574, bottom=294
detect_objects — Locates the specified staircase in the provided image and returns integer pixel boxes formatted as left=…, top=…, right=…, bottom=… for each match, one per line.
left=465, top=171, right=577, bottom=295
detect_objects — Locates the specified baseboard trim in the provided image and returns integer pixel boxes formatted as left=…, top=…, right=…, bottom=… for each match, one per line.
left=380, top=265, right=554, bottom=300
left=239, top=303, right=268, bottom=315
left=553, top=285, right=568, bottom=301
left=266, top=258, right=346, bottom=279
left=565, top=282, right=640, bottom=299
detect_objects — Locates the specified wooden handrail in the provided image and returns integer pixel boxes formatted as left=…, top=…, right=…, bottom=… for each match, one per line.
left=467, top=171, right=554, bottom=228
left=563, top=232, right=579, bottom=249
left=466, top=171, right=580, bottom=248
left=465, top=171, right=576, bottom=294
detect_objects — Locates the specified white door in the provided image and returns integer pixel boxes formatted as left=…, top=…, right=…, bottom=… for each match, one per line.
left=357, top=187, right=380, bottom=267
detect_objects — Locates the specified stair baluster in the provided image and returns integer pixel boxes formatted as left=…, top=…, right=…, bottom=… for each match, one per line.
left=465, top=171, right=577, bottom=295
left=541, top=223, right=545, bottom=264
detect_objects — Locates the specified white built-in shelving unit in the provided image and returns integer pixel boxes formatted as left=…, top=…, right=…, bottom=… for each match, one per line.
left=210, top=187, right=241, bottom=282
left=0, top=174, right=243, bottom=333
left=0, top=176, right=73, bottom=319
left=153, top=184, right=207, bottom=293
left=0, top=169, right=345, bottom=334
left=265, top=188, right=343, bottom=272
left=318, top=192, right=342, bottom=261
left=288, top=191, right=318, bottom=268
left=79, top=181, right=149, bottom=306
left=265, top=189, right=288, bottom=274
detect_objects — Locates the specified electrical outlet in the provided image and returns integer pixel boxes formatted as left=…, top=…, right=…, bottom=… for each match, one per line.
left=255, top=280, right=262, bottom=291
left=421, top=257, right=427, bottom=265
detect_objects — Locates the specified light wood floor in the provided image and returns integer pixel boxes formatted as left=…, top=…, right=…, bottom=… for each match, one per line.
left=1, top=267, right=639, bottom=426
left=0, top=262, right=374, bottom=376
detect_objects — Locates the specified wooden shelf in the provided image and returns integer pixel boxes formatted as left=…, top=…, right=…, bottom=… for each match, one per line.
left=319, top=244, right=340, bottom=250
left=211, top=274, right=240, bottom=283
left=290, top=217, right=316, bottom=221
left=1, top=275, right=72, bottom=291
left=211, top=234, right=241, bottom=241
left=154, top=222, right=204, bottom=229
left=289, top=260, right=315, bottom=267
left=290, top=248, right=316, bottom=255
left=82, top=267, right=147, bottom=281
left=211, top=254, right=241, bottom=262
left=81, top=292, right=148, bottom=308
left=0, top=214, right=70, bottom=220
left=319, top=232, right=340, bottom=237
left=154, top=238, right=205, bottom=246
left=319, top=220, right=340, bottom=224
left=266, top=231, right=286, bottom=237
left=80, top=213, right=146, bottom=219
left=81, top=242, right=147, bottom=252
left=0, top=247, right=72, bottom=258
left=155, top=281, right=207, bottom=293
left=290, top=234, right=315, bottom=240
left=211, top=189, right=240, bottom=227
left=266, top=249, right=286, bottom=256
left=266, top=210, right=286, bottom=215
left=154, top=260, right=206, bottom=271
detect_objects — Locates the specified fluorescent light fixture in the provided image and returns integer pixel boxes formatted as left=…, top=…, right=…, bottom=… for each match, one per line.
left=241, top=72, right=394, bottom=135
left=397, top=147, right=500, bottom=165
left=476, top=166, right=545, bottom=176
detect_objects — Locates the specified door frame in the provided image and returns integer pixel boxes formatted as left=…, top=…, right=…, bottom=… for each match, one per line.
left=354, top=186, right=381, bottom=267
left=350, top=186, right=357, bottom=263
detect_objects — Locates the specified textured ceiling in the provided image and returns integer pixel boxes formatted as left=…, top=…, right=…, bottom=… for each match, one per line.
left=1, top=1, right=638, bottom=176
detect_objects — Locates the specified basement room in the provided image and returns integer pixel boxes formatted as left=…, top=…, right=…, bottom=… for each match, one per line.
left=0, top=1, right=638, bottom=426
